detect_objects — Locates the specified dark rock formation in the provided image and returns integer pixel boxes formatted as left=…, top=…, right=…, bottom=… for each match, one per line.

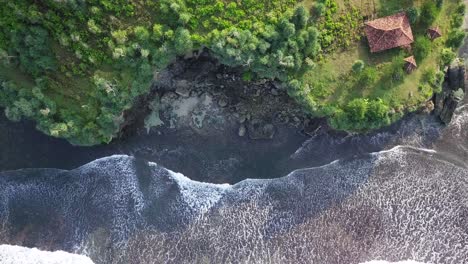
left=247, top=119, right=276, bottom=139
left=434, top=59, right=466, bottom=124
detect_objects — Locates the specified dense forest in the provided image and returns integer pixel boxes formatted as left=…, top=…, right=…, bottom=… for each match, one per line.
left=0, top=0, right=465, bottom=145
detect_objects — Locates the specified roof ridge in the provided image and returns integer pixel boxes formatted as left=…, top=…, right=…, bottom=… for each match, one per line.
left=364, top=12, right=414, bottom=53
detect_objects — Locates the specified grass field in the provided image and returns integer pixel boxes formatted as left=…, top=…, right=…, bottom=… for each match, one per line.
left=300, top=0, right=460, bottom=116
left=0, top=0, right=463, bottom=144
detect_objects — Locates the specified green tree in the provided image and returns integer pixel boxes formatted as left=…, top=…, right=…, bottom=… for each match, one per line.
left=134, top=26, right=150, bottom=42
left=346, top=98, right=369, bottom=123
left=367, top=99, right=389, bottom=123
left=358, top=67, right=378, bottom=86
left=406, top=7, right=419, bottom=24
left=173, top=27, right=193, bottom=55
left=292, top=6, right=309, bottom=30
left=413, top=36, right=431, bottom=61
left=446, top=29, right=465, bottom=49
left=111, top=30, right=128, bottom=44
left=4, top=107, right=21, bottom=122
left=279, top=19, right=296, bottom=38
left=420, top=2, right=439, bottom=26
left=440, top=48, right=456, bottom=66
left=10, top=26, right=57, bottom=76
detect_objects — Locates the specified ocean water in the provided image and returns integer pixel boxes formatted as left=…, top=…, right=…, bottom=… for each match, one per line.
left=0, top=100, right=466, bottom=263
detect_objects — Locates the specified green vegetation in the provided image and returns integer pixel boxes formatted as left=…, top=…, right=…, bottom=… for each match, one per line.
left=297, top=0, right=465, bottom=131
left=0, top=0, right=465, bottom=144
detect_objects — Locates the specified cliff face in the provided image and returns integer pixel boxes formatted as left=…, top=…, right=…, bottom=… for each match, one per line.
left=434, top=59, right=466, bottom=124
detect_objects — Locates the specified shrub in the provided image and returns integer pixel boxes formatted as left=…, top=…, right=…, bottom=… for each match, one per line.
left=446, top=29, right=465, bottom=49
left=312, top=3, right=325, bottom=18
left=367, top=99, right=390, bottom=123
left=440, top=48, right=456, bottom=66
left=346, top=98, right=368, bottom=123
left=287, top=79, right=303, bottom=98
left=173, top=27, right=193, bottom=55
left=358, top=67, right=378, bottom=86
left=111, top=30, right=128, bottom=44
left=456, top=3, right=466, bottom=16
left=4, top=107, right=21, bottom=122
left=422, top=68, right=437, bottom=85
left=330, top=98, right=390, bottom=130
left=420, top=2, right=439, bottom=26
left=292, top=6, right=309, bottom=30
left=413, top=36, right=431, bottom=61
left=406, top=7, right=419, bottom=24
left=388, top=54, right=405, bottom=83
left=134, top=26, right=150, bottom=42
left=432, top=71, right=445, bottom=93
left=352, top=60, right=365, bottom=73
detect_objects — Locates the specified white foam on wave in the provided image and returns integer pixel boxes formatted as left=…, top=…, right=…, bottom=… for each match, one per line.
left=360, top=261, right=427, bottom=264
left=288, top=159, right=341, bottom=176
left=371, top=145, right=437, bottom=156
left=163, top=165, right=231, bottom=214
left=449, top=103, right=468, bottom=138
left=0, top=244, right=94, bottom=264
left=72, top=155, right=146, bottom=245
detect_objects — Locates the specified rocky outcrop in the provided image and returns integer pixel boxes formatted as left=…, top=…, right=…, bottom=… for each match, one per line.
left=434, top=59, right=466, bottom=124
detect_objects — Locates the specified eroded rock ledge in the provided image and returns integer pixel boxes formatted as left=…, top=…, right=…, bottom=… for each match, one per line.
left=434, top=58, right=466, bottom=124
left=121, top=50, right=327, bottom=140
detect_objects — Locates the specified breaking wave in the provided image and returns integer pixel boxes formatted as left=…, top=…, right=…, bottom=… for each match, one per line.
left=0, top=244, right=94, bottom=264
left=0, top=140, right=466, bottom=264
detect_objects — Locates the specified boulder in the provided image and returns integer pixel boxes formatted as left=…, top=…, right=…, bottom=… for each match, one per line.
left=175, top=80, right=191, bottom=97
left=247, top=120, right=275, bottom=140
left=434, top=59, right=466, bottom=124
left=238, top=124, right=247, bottom=137
left=439, top=94, right=461, bottom=124
left=218, top=98, right=228, bottom=107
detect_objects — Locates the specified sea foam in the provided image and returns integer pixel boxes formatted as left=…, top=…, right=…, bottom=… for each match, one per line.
left=0, top=244, right=94, bottom=264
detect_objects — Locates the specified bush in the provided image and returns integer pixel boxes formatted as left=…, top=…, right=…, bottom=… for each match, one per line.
left=413, top=36, right=431, bottom=61
left=421, top=68, right=445, bottom=93
left=358, top=67, right=378, bottom=86
left=446, top=29, right=465, bottom=49
left=440, top=48, right=456, bottom=66
left=346, top=98, right=368, bottom=123
left=352, top=60, right=365, bottom=73
left=406, top=7, right=419, bottom=24
left=292, top=6, right=309, bottom=30
left=173, top=27, right=193, bottom=55
left=456, top=3, right=466, bottom=16
left=312, top=3, right=325, bottom=18
left=422, top=68, right=437, bottom=85
left=134, top=26, right=150, bottom=42
left=451, top=14, right=464, bottom=29
left=367, top=99, right=390, bottom=123
left=330, top=98, right=390, bottom=131
left=420, top=2, right=439, bottom=26
left=388, top=55, right=405, bottom=83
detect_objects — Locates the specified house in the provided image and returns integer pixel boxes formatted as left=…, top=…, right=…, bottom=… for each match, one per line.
left=427, top=27, right=442, bottom=40
left=404, top=56, right=417, bottom=73
left=365, top=12, right=414, bottom=53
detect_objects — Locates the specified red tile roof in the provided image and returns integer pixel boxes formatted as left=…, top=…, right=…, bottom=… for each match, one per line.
left=404, top=56, right=417, bottom=73
left=427, top=27, right=442, bottom=40
left=365, top=12, right=414, bottom=53
left=404, top=56, right=417, bottom=67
